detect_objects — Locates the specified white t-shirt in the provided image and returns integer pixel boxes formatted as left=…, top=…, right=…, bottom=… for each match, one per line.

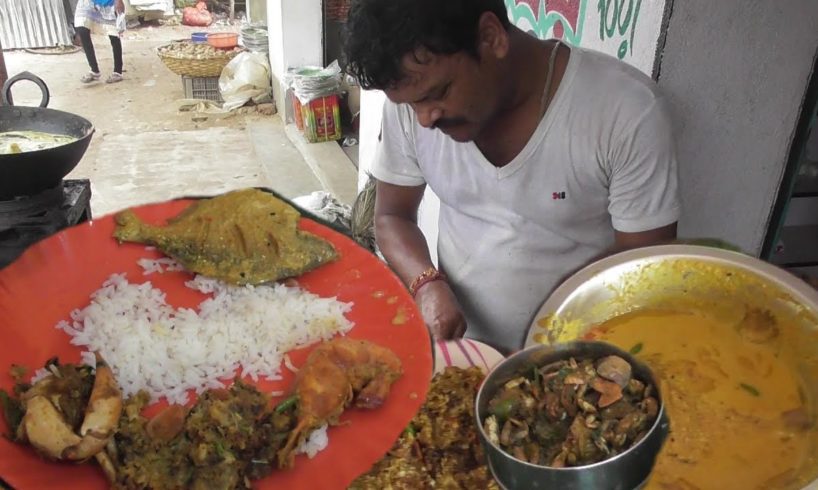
left=372, top=46, right=681, bottom=352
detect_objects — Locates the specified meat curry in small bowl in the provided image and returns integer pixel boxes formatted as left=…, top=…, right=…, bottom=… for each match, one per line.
left=527, top=245, right=818, bottom=490
left=475, top=341, right=669, bottom=490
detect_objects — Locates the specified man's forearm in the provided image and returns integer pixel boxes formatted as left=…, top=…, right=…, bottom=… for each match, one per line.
left=375, top=214, right=436, bottom=287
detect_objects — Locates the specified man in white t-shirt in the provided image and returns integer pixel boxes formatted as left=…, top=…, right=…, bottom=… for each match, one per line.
left=344, top=0, right=680, bottom=353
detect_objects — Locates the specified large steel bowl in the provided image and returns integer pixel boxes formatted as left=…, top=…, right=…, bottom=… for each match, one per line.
left=524, top=245, right=818, bottom=489
left=475, top=341, right=670, bottom=490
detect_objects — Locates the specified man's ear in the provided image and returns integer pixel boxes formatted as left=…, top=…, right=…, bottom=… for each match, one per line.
left=476, top=11, right=510, bottom=60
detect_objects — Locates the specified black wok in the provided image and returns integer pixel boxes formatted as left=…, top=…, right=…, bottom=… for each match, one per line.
left=0, top=71, right=94, bottom=200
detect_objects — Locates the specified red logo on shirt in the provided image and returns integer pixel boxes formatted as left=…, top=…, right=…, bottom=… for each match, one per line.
left=552, top=191, right=567, bottom=200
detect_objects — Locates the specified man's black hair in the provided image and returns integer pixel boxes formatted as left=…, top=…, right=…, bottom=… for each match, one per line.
left=344, top=0, right=511, bottom=90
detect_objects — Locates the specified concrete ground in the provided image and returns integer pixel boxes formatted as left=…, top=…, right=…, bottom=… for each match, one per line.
left=4, top=24, right=356, bottom=216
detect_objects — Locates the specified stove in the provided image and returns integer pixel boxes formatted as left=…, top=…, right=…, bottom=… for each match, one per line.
left=0, top=179, right=92, bottom=269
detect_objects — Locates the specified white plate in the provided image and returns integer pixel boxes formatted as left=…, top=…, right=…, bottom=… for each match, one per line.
left=432, top=338, right=505, bottom=374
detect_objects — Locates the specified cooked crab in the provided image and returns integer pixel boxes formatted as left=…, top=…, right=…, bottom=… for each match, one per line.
left=15, top=355, right=123, bottom=462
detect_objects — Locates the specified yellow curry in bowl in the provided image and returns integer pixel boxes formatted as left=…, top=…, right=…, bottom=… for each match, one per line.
left=529, top=249, right=818, bottom=490
left=588, top=308, right=812, bottom=490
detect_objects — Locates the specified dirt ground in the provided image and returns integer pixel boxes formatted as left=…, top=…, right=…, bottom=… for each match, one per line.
left=4, top=24, right=323, bottom=215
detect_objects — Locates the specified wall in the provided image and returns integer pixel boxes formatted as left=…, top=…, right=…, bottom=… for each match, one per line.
left=266, top=0, right=323, bottom=122
left=0, top=0, right=73, bottom=49
left=506, top=0, right=666, bottom=75
left=358, top=0, right=669, bottom=263
left=657, top=0, right=818, bottom=255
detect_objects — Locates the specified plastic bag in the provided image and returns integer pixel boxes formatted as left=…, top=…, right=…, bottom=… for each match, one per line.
left=286, top=60, right=343, bottom=105
left=116, top=13, right=127, bottom=34
left=292, top=191, right=352, bottom=231
left=219, top=51, right=273, bottom=111
left=182, top=1, right=212, bottom=27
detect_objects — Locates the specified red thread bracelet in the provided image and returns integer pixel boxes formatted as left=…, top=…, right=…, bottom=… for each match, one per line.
left=409, top=267, right=447, bottom=297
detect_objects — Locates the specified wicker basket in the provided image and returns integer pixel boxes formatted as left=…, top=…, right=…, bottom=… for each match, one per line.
left=156, top=41, right=243, bottom=78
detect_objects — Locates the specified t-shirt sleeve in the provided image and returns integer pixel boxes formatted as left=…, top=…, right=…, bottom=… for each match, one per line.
left=370, top=100, right=426, bottom=187
left=607, top=96, right=681, bottom=233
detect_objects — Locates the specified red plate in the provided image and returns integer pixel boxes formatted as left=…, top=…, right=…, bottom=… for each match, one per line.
left=0, top=199, right=432, bottom=489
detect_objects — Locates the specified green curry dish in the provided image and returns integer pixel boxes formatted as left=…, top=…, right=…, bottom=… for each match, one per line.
left=112, top=380, right=297, bottom=490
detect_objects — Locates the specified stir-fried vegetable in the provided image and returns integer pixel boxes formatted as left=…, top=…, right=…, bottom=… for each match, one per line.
left=483, top=355, right=659, bottom=468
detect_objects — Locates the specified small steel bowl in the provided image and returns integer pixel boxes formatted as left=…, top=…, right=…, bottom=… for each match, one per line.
left=475, top=341, right=670, bottom=490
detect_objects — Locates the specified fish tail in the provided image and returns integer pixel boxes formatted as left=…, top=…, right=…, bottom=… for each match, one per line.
left=112, top=210, right=151, bottom=243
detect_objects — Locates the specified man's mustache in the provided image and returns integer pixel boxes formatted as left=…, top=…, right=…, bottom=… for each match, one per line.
left=433, top=118, right=468, bottom=129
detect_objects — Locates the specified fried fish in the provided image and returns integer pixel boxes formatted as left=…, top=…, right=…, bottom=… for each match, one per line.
left=113, top=188, right=338, bottom=284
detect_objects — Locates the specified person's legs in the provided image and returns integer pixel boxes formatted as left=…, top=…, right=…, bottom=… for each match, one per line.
left=76, top=26, right=100, bottom=82
left=109, top=36, right=122, bottom=74
left=105, top=35, right=124, bottom=83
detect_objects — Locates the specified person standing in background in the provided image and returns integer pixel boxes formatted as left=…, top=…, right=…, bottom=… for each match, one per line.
left=74, top=0, right=126, bottom=84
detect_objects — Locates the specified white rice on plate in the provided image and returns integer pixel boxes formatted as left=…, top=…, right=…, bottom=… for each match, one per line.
left=56, top=271, right=354, bottom=405
left=297, top=424, right=329, bottom=458
left=137, top=257, right=185, bottom=275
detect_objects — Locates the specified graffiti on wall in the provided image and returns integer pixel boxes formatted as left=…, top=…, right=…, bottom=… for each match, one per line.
left=598, top=0, right=643, bottom=59
left=506, top=0, right=587, bottom=45
left=506, top=0, right=644, bottom=61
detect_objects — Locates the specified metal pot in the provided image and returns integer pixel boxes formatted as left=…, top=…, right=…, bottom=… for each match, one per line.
left=524, top=245, right=818, bottom=489
left=475, top=341, right=669, bottom=490
left=0, top=72, right=94, bottom=199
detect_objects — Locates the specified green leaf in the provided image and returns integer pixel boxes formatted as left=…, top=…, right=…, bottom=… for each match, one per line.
left=274, top=395, right=298, bottom=414
left=629, top=342, right=644, bottom=355
left=532, top=365, right=542, bottom=385
left=740, top=383, right=761, bottom=397
left=488, top=398, right=518, bottom=421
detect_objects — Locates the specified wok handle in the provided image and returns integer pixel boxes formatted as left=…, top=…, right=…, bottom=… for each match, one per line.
left=2, top=71, right=50, bottom=108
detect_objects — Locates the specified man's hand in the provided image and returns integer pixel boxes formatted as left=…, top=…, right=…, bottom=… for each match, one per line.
left=115, top=0, right=125, bottom=14
left=372, top=180, right=467, bottom=339
left=415, top=280, right=467, bottom=341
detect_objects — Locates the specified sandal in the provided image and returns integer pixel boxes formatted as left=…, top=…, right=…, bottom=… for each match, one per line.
left=105, top=72, right=124, bottom=84
left=80, top=72, right=101, bottom=83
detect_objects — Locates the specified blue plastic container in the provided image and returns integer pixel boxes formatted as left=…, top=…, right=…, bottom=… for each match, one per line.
left=191, top=32, right=208, bottom=44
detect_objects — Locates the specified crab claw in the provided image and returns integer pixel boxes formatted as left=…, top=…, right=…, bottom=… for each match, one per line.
left=63, top=357, right=123, bottom=461
left=19, top=395, right=82, bottom=460
left=95, top=450, right=118, bottom=483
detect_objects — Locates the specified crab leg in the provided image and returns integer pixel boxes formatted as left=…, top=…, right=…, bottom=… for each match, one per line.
left=63, top=356, right=123, bottom=460
left=95, top=450, right=117, bottom=483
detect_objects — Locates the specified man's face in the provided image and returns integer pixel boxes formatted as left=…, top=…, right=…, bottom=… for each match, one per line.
left=385, top=49, right=504, bottom=143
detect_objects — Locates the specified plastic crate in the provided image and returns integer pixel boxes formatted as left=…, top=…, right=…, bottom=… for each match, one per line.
left=181, top=75, right=222, bottom=102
